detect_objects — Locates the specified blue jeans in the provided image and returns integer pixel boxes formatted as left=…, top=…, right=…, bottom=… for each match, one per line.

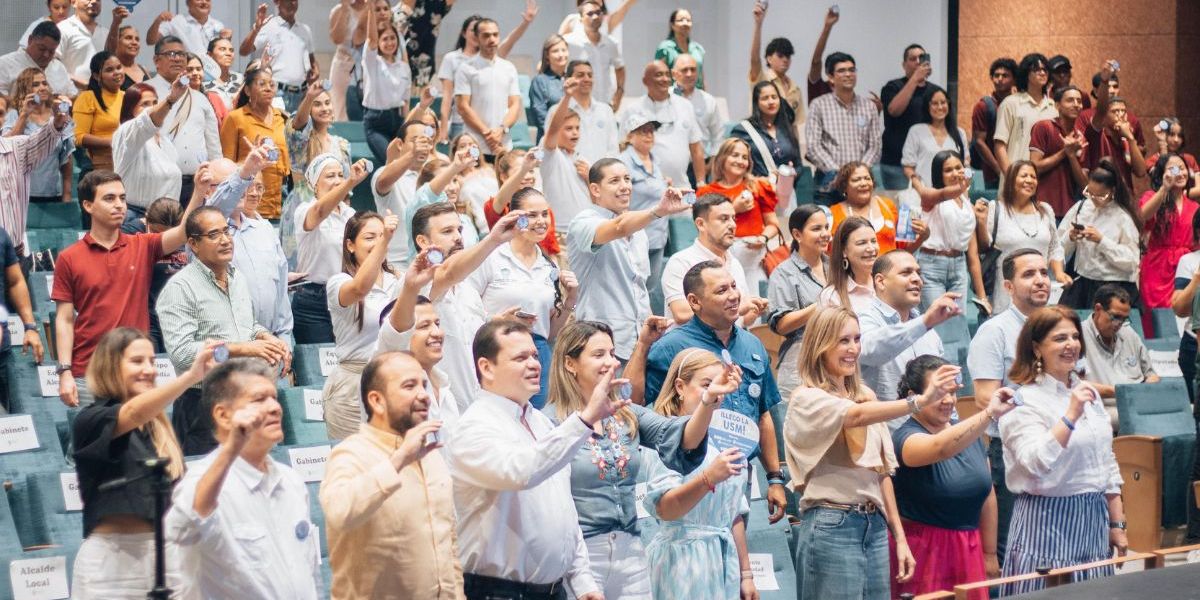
left=530, top=333, right=552, bottom=410
left=363, top=108, right=404, bottom=166
left=916, top=251, right=971, bottom=344
left=879, top=163, right=910, bottom=192
left=277, top=85, right=305, bottom=115
left=793, top=507, right=890, bottom=600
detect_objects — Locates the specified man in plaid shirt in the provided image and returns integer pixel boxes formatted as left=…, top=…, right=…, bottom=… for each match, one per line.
left=804, top=51, right=882, bottom=205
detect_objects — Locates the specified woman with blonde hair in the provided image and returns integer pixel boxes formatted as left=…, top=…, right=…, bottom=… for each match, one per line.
left=998, top=305, right=1127, bottom=595
left=643, top=348, right=755, bottom=600
left=785, top=307, right=958, bottom=599
left=544, top=319, right=718, bottom=599
left=698, top=137, right=781, bottom=295
left=71, top=327, right=217, bottom=598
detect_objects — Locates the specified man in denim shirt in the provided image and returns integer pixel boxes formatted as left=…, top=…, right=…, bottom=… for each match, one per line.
left=642, top=260, right=788, bottom=522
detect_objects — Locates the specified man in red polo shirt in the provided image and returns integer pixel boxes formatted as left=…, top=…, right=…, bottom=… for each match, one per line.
left=53, top=147, right=271, bottom=407
left=1075, top=61, right=1147, bottom=190
left=970, top=57, right=1016, bottom=189
left=1029, top=85, right=1088, bottom=217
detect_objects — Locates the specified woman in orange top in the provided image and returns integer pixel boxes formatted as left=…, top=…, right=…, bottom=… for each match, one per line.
left=830, top=161, right=923, bottom=254
left=698, top=137, right=780, bottom=295
left=219, top=66, right=289, bottom=218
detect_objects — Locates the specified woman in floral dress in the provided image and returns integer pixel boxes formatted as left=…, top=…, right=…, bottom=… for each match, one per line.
left=544, top=320, right=722, bottom=599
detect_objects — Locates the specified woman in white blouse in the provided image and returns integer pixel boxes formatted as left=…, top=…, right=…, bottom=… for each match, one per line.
left=901, top=84, right=971, bottom=186
left=819, top=215, right=878, bottom=314
left=465, top=187, right=579, bottom=408
left=912, top=150, right=991, bottom=334
left=998, top=305, right=1127, bottom=595
left=975, top=160, right=1068, bottom=313
left=322, top=210, right=401, bottom=440
left=361, top=1, right=411, bottom=165
left=112, top=79, right=185, bottom=218
left=1057, top=159, right=1142, bottom=309
left=293, top=154, right=371, bottom=344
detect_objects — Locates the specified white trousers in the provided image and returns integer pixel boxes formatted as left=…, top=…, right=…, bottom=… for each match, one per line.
left=72, top=532, right=185, bottom=599
left=576, top=530, right=652, bottom=599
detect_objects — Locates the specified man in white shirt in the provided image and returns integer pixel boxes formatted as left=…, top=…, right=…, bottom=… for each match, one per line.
left=671, top=54, right=723, bottom=158
left=0, top=22, right=75, bottom=98
left=145, top=36, right=221, bottom=204
left=661, top=194, right=764, bottom=326
left=622, top=60, right=706, bottom=187
left=568, top=158, right=691, bottom=361
left=540, top=78, right=592, bottom=226
left=1079, top=284, right=1159, bottom=422
left=447, top=318, right=629, bottom=600
left=376, top=297, right=462, bottom=434
left=858, top=250, right=959, bottom=417
left=18, top=1, right=71, bottom=50
left=383, top=204, right=525, bottom=413
left=372, top=120, right=436, bottom=267
left=455, top=18, right=521, bottom=158
left=57, top=0, right=109, bottom=86
left=966, top=248, right=1050, bottom=565
left=166, top=358, right=322, bottom=599
left=564, top=0, right=624, bottom=111
left=147, top=0, right=231, bottom=80
left=548, top=61, right=618, bottom=164
left=240, top=0, right=317, bottom=113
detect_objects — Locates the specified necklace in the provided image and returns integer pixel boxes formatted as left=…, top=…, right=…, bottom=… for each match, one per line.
left=1008, top=204, right=1042, bottom=238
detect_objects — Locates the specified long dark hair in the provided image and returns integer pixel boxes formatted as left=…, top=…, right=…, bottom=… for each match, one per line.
left=1088, top=157, right=1142, bottom=235
left=87, top=51, right=118, bottom=113
left=454, top=15, right=483, bottom=50
left=1148, top=152, right=1191, bottom=241
left=748, top=80, right=797, bottom=149
left=922, top=85, right=965, bottom=157
left=341, top=211, right=397, bottom=332
left=665, top=9, right=689, bottom=40
left=828, top=216, right=874, bottom=309
left=1010, top=306, right=1085, bottom=385
left=930, top=150, right=962, bottom=189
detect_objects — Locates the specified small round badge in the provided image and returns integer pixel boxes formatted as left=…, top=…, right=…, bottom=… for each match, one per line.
left=295, top=520, right=310, bottom=540
left=748, top=383, right=761, bottom=398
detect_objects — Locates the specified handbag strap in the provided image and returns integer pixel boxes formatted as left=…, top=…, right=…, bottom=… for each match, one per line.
left=740, top=119, right=778, bottom=174
left=988, top=202, right=999, bottom=252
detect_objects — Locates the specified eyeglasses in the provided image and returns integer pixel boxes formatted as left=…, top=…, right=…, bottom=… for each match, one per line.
left=1083, top=190, right=1111, bottom=203
left=157, top=50, right=186, bottom=58
left=1104, top=309, right=1130, bottom=325
left=192, top=225, right=235, bottom=242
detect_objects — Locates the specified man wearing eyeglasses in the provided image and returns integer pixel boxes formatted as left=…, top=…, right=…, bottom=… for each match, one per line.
left=145, top=36, right=222, bottom=205
left=1079, top=284, right=1158, bottom=429
left=804, top=51, right=882, bottom=205
left=157, top=205, right=291, bottom=456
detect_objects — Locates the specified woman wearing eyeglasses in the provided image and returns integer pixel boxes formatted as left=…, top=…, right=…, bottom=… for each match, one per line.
left=1057, top=159, right=1142, bottom=309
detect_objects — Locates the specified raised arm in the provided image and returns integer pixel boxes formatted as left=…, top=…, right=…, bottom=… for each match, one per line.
left=843, top=366, right=957, bottom=428
left=747, top=3, right=766, bottom=83
left=305, top=159, right=372, bottom=231
left=591, top=186, right=690, bottom=246
left=808, top=7, right=839, bottom=85
left=493, top=150, right=540, bottom=214
left=605, top=0, right=638, bottom=31
left=329, top=1, right=353, bottom=46
left=290, top=81, right=325, bottom=131
left=240, top=3, right=271, bottom=57
left=366, top=0, right=380, bottom=51
left=499, top=0, right=538, bottom=59
left=337, top=212, right=399, bottom=307
left=899, top=392, right=1012, bottom=467
left=115, top=343, right=217, bottom=438
left=430, top=210, right=523, bottom=299
left=146, top=10, right=171, bottom=46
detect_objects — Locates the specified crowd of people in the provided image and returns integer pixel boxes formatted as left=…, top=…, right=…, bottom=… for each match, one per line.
left=1, top=0, right=1198, bottom=599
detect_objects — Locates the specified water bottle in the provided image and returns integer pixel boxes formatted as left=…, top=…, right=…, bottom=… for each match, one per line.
left=897, top=203, right=916, bottom=243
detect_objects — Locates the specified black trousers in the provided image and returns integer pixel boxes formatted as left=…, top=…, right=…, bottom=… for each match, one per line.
left=172, top=387, right=216, bottom=457
left=464, top=574, right=567, bottom=600
left=292, top=283, right=335, bottom=344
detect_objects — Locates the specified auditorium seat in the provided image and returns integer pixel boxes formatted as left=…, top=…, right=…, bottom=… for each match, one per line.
left=664, top=215, right=698, bottom=257
left=26, top=203, right=81, bottom=231
left=5, top=471, right=82, bottom=550
left=329, top=121, right=366, bottom=144
left=293, top=343, right=336, bottom=387
left=746, top=527, right=797, bottom=599
left=0, top=412, right=68, bottom=483
left=279, top=386, right=331, bottom=446
left=0, top=484, right=77, bottom=600
left=1150, top=308, right=1180, bottom=340
left=1115, top=378, right=1196, bottom=550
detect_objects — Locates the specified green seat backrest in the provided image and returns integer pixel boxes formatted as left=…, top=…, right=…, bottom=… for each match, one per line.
left=26, top=203, right=81, bottom=231
left=279, top=386, right=330, bottom=446
left=0, top=413, right=68, bottom=483
left=293, top=344, right=335, bottom=387
left=746, top=527, right=797, bottom=599
left=7, top=472, right=82, bottom=550
left=1116, top=378, right=1194, bottom=437
left=1151, top=308, right=1180, bottom=339
left=5, top=355, right=70, bottom=426
left=329, top=121, right=366, bottom=144
left=665, top=216, right=698, bottom=257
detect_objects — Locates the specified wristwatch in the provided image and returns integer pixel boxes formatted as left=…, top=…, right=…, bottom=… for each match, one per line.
left=22, top=323, right=37, bottom=332
left=905, top=393, right=921, bottom=415
left=55, top=363, right=72, bottom=375
left=1109, top=520, right=1127, bottom=530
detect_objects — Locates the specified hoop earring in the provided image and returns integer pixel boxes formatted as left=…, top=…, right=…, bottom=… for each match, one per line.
left=842, top=258, right=850, bottom=271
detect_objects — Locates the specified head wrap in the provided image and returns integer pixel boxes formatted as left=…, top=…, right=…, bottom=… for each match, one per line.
left=305, top=153, right=348, bottom=188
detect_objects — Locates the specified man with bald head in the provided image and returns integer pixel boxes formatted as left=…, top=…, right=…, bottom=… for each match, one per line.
left=622, top=59, right=706, bottom=186
left=671, top=54, right=722, bottom=158
left=321, top=351, right=463, bottom=598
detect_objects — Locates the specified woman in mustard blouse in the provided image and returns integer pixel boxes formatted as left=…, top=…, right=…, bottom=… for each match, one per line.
left=219, top=66, right=289, bottom=219
left=73, top=51, right=124, bottom=172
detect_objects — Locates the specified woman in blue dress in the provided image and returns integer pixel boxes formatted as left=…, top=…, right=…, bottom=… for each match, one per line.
left=643, top=348, right=756, bottom=600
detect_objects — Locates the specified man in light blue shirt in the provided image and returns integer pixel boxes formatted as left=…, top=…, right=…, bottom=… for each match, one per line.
left=966, top=247, right=1050, bottom=565
left=858, top=250, right=958, bottom=411
left=230, top=171, right=293, bottom=346
left=567, top=157, right=690, bottom=360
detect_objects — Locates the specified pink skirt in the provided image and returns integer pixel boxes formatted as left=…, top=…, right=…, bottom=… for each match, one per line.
left=889, top=518, right=988, bottom=600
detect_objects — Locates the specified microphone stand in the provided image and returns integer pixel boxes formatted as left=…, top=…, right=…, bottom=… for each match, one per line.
left=97, top=457, right=173, bottom=599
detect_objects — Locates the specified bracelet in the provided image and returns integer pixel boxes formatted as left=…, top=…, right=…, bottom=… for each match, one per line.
left=1060, top=415, right=1076, bottom=431
left=701, top=471, right=716, bottom=493
left=23, top=323, right=37, bottom=332
left=741, top=570, right=754, bottom=581
left=767, top=478, right=786, bottom=486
